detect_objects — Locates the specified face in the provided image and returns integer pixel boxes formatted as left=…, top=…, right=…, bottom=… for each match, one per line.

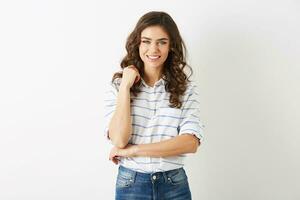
left=139, top=25, right=170, bottom=71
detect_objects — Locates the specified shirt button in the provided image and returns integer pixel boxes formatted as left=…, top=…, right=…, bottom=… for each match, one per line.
left=152, top=175, right=157, bottom=180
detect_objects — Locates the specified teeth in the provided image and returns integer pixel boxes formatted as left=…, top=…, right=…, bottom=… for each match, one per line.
left=147, top=55, right=160, bottom=59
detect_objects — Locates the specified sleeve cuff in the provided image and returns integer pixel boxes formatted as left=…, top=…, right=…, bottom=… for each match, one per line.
left=178, top=128, right=204, bottom=144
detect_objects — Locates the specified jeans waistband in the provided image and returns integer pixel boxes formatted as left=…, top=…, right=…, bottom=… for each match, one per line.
left=118, top=165, right=185, bottom=182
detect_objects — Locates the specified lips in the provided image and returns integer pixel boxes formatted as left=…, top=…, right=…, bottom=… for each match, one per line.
left=147, top=55, right=161, bottom=61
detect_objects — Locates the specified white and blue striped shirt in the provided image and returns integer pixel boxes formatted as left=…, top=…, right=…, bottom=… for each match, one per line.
left=103, top=77, right=204, bottom=173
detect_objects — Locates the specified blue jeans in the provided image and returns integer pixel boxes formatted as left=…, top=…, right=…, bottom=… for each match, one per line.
left=115, top=165, right=192, bottom=200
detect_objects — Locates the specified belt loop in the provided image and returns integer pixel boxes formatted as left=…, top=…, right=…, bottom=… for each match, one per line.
left=131, top=169, right=137, bottom=183
left=162, top=171, right=168, bottom=183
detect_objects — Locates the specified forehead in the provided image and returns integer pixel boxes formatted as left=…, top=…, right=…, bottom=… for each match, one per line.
left=141, top=26, right=169, bottom=39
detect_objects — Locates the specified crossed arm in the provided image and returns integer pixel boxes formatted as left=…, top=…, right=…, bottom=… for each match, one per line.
left=107, top=83, right=201, bottom=164
left=109, top=134, right=200, bottom=165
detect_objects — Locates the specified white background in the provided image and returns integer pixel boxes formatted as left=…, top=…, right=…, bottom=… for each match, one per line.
left=0, top=0, right=299, bottom=199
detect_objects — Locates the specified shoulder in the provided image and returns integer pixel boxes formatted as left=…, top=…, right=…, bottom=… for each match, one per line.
left=185, top=81, right=198, bottom=95
left=112, top=77, right=122, bottom=84
left=105, top=78, right=122, bottom=96
left=110, top=77, right=122, bottom=91
left=180, top=81, right=199, bottom=103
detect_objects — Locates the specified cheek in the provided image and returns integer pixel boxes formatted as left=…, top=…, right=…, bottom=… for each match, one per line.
left=161, top=48, right=170, bottom=57
left=139, top=46, right=146, bottom=55
left=138, top=46, right=142, bottom=55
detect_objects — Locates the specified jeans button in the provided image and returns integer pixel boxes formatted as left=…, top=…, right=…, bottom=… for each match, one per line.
left=152, top=175, right=157, bottom=180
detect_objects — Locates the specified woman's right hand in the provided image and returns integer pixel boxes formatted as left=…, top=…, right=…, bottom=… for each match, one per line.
left=121, top=65, right=141, bottom=88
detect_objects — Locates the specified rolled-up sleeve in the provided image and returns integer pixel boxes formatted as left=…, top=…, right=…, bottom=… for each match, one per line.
left=103, top=80, right=119, bottom=141
left=178, top=84, right=205, bottom=144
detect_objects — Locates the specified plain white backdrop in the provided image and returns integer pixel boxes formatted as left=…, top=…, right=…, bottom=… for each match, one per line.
left=0, top=0, right=299, bottom=199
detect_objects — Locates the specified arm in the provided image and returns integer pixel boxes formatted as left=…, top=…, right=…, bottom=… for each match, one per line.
left=109, top=134, right=200, bottom=163
left=134, top=134, right=200, bottom=157
left=107, top=66, right=140, bottom=148
left=108, top=84, right=132, bottom=148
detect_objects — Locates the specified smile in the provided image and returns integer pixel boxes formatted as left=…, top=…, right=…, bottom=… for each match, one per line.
left=147, top=55, right=161, bottom=61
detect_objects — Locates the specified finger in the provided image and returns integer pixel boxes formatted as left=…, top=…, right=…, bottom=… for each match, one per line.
left=112, top=157, right=119, bottom=165
left=109, top=153, right=115, bottom=161
left=134, top=75, right=141, bottom=83
left=127, top=66, right=139, bottom=74
left=126, top=67, right=140, bottom=84
left=127, top=65, right=136, bottom=70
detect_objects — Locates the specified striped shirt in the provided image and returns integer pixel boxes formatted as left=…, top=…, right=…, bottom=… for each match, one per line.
left=103, top=77, right=204, bottom=173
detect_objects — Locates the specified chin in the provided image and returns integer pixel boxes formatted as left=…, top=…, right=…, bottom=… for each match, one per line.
left=145, top=62, right=163, bottom=69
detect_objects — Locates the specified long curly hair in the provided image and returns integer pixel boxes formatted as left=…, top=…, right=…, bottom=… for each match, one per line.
left=112, top=11, right=193, bottom=108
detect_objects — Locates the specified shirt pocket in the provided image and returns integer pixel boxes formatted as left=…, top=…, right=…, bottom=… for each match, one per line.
left=158, top=103, right=182, bottom=117
left=157, top=104, right=182, bottom=129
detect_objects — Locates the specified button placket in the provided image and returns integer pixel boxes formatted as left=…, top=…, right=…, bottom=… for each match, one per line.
left=153, top=87, right=156, bottom=116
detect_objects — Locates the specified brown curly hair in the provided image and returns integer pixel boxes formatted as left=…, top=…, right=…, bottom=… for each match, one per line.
left=112, top=11, right=193, bottom=108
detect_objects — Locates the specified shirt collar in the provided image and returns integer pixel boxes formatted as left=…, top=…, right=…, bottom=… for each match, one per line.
left=141, top=76, right=166, bottom=88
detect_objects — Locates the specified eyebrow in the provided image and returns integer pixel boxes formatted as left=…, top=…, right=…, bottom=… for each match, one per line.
left=141, top=37, right=169, bottom=41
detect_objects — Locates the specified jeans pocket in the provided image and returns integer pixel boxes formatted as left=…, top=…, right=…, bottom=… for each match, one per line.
left=167, top=168, right=188, bottom=186
left=116, top=171, right=135, bottom=188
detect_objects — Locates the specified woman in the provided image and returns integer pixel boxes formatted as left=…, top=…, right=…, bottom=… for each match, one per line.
left=104, top=11, right=204, bottom=200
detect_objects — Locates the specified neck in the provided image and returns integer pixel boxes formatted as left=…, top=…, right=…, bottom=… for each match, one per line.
left=143, top=67, right=163, bottom=87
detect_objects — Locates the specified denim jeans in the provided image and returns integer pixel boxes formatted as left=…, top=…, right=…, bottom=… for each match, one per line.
left=115, top=165, right=192, bottom=200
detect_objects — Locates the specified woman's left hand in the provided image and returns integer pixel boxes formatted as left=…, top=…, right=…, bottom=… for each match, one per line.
left=109, top=144, right=137, bottom=165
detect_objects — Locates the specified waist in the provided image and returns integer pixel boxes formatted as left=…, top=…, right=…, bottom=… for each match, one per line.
left=119, top=156, right=186, bottom=173
left=118, top=165, right=186, bottom=182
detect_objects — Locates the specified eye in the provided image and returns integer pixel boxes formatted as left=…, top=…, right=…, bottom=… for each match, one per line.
left=142, top=40, right=150, bottom=44
left=158, top=41, right=167, bottom=45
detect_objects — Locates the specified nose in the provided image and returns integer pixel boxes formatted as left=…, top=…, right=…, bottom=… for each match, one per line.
left=149, top=42, right=159, bottom=53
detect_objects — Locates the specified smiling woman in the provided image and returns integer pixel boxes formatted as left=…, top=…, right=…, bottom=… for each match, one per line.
left=103, top=11, right=205, bottom=200
left=139, top=27, right=170, bottom=69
